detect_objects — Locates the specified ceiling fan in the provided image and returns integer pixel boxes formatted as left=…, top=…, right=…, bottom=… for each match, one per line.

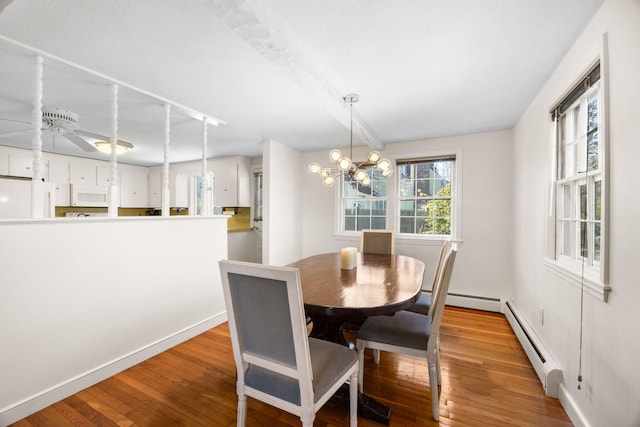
left=0, top=106, right=133, bottom=153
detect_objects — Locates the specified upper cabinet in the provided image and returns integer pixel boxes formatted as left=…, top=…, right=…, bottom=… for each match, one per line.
left=48, top=159, right=70, bottom=206
left=120, top=166, right=149, bottom=208
left=9, top=154, right=48, bottom=179
left=69, top=162, right=98, bottom=185
left=148, top=167, right=161, bottom=208
left=209, top=156, right=251, bottom=207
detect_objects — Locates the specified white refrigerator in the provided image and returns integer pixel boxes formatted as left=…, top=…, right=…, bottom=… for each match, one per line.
left=0, top=177, right=55, bottom=218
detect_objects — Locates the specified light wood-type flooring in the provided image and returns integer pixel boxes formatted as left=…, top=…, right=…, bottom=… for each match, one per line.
left=11, top=307, right=572, bottom=426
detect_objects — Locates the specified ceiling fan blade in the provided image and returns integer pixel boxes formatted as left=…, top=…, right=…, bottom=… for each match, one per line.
left=76, top=129, right=109, bottom=140
left=0, top=128, right=32, bottom=138
left=0, top=117, right=31, bottom=125
left=64, top=132, right=97, bottom=152
left=76, top=129, right=134, bottom=148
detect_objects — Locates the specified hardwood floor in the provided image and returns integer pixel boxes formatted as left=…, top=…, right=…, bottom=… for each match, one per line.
left=11, top=307, right=572, bottom=426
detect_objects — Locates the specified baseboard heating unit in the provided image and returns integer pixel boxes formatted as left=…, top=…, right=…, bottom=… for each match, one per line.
left=504, top=300, right=562, bottom=398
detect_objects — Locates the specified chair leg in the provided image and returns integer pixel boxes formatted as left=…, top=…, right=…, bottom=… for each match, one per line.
left=436, top=346, right=442, bottom=385
left=356, top=340, right=365, bottom=393
left=237, top=393, right=247, bottom=427
left=427, top=358, right=440, bottom=421
left=373, top=349, right=380, bottom=364
left=300, top=409, right=315, bottom=427
left=349, top=370, right=358, bottom=427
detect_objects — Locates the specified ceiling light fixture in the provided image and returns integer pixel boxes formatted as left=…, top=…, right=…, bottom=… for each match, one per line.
left=308, top=94, right=392, bottom=187
left=94, top=140, right=134, bottom=155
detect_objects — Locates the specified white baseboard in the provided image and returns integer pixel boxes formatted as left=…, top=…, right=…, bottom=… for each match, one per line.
left=559, top=383, right=590, bottom=427
left=0, top=312, right=228, bottom=427
left=444, top=292, right=502, bottom=312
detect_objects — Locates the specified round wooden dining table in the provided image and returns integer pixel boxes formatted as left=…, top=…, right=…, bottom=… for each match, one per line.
left=288, top=252, right=426, bottom=344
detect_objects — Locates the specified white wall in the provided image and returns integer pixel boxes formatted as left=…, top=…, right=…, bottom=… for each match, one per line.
left=0, top=216, right=229, bottom=425
left=263, top=139, right=303, bottom=266
left=512, top=0, right=640, bottom=425
left=301, top=130, right=514, bottom=306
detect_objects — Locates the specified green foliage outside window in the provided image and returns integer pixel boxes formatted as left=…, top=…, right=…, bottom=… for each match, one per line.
left=418, top=183, right=451, bottom=235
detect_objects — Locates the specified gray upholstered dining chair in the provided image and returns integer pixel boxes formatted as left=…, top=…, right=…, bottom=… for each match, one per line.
left=219, top=260, right=359, bottom=427
left=355, top=244, right=457, bottom=421
left=404, top=240, right=453, bottom=316
left=360, top=229, right=395, bottom=255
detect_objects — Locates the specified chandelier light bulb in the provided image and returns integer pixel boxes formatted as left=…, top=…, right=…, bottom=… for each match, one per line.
left=323, top=175, right=335, bottom=187
left=329, top=149, right=343, bottom=163
left=368, top=151, right=381, bottom=163
left=320, top=168, right=331, bottom=178
left=354, top=169, right=368, bottom=182
left=362, top=176, right=371, bottom=186
left=377, top=158, right=391, bottom=171
left=338, top=156, right=352, bottom=170
left=308, top=162, right=321, bottom=174
left=381, top=167, right=393, bottom=177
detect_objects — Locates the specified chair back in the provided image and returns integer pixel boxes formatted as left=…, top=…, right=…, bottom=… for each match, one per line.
left=427, top=244, right=457, bottom=352
left=361, top=229, right=395, bottom=255
left=219, top=260, right=314, bottom=408
left=428, top=240, right=452, bottom=316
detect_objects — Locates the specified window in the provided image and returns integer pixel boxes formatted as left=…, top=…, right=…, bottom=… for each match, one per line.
left=341, top=166, right=387, bottom=232
left=550, top=62, right=608, bottom=299
left=397, top=157, right=455, bottom=237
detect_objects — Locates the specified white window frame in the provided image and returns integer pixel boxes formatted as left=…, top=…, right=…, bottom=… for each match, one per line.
left=395, top=155, right=459, bottom=242
left=334, top=149, right=463, bottom=244
left=545, top=57, right=610, bottom=302
left=338, top=165, right=389, bottom=235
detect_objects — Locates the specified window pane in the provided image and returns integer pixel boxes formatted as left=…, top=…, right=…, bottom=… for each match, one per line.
left=588, top=98, right=598, bottom=131
left=344, top=199, right=357, bottom=216
left=400, top=217, right=415, bottom=234
left=594, top=180, right=601, bottom=220
left=580, top=221, right=587, bottom=258
left=400, top=200, right=415, bottom=216
left=399, top=179, right=414, bottom=197
left=580, top=184, right=587, bottom=220
left=416, top=163, right=430, bottom=179
left=371, top=179, right=387, bottom=197
left=562, top=185, right=571, bottom=219
left=343, top=178, right=358, bottom=198
left=344, top=216, right=355, bottom=231
left=416, top=199, right=429, bottom=216
left=356, top=216, right=371, bottom=231
left=594, top=223, right=601, bottom=262
left=587, top=131, right=599, bottom=171
left=372, top=200, right=386, bottom=216
left=562, top=221, right=571, bottom=256
left=416, top=180, right=429, bottom=197
left=371, top=217, right=386, bottom=229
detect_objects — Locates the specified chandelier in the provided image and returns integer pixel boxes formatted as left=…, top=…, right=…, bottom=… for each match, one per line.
left=308, top=94, right=392, bottom=187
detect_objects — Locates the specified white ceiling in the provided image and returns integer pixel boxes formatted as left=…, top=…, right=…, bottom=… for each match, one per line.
left=0, top=0, right=604, bottom=166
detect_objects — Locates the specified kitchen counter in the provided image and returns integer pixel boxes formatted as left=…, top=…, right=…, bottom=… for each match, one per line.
left=228, top=225, right=253, bottom=233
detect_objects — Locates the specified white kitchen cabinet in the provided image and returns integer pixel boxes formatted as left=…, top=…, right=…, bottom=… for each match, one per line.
left=171, top=174, right=190, bottom=208
left=0, top=152, right=8, bottom=175
left=48, top=159, right=70, bottom=206
left=120, top=167, right=149, bottom=207
left=69, top=162, right=97, bottom=185
left=97, top=165, right=114, bottom=186
left=148, top=168, right=161, bottom=208
left=9, top=154, right=47, bottom=179
left=209, top=156, right=250, bottom=207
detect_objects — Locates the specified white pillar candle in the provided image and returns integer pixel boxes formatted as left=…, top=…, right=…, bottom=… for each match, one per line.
left=341, top=247, right=357, bottom=270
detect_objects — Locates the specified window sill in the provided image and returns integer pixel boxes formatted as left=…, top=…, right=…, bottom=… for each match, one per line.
left=544, top=258, right=611, bottom=302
